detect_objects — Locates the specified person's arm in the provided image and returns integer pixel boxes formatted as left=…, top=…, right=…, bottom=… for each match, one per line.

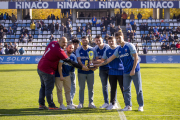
left=58, top=62, right=64, bottom=81
left=94, top=55, right=116, bottom=67
left=130, top=53, right=138, bottom=76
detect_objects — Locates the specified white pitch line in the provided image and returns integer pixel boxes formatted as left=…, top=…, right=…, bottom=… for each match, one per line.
left=0, top=114, right=118, bottom=117
left=108, top=84, right=127, bottom=120
left=0, top=114, right=180, bottom=117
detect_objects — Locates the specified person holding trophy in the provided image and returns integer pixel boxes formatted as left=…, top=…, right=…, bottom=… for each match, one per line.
left=94, top=36, right=124, bottom=110
left=76, top=36, right=97, bottom=109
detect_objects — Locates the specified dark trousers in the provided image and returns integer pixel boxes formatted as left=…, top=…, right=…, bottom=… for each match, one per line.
left=31, top=29, right=35, bottom=35
left=92, top=23, right=96, bottom=27
left=109, top=75, right=124, bottom=105
left=37, top=69, right=56, bottom=107
left=123, top=19, right=126, bottom=26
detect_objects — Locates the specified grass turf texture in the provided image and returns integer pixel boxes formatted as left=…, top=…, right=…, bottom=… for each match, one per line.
left=0, top=64, right=180, bottom=120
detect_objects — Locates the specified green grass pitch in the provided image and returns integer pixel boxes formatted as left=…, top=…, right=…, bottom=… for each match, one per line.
left=0, top=64, right=180, bottom=120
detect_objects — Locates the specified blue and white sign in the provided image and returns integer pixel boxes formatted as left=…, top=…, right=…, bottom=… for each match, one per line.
left=146, top=55, right=180, bottom=63
left=0, top=56, right=42, bottom=64
left=0, top=55, right=179, bottom=64
left=0, top=1, right=179, bottom=9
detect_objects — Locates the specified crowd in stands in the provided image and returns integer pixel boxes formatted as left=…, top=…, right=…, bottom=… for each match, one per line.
left=0, top=42, right=24, bottom=55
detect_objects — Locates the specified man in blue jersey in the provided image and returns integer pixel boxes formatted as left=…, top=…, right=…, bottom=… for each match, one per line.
left=94, top=32, right=144, bottom=111
left=101, top=36, right=124, bottom=110
left=70, top=39, right=80, bottom=107
left=93, top=35, right=110, bottom=108
left=72, top=39, right=80, bottom=55
left=55, top=43, right=77, bottom=110
left=76, top=36, right=97, bottom=109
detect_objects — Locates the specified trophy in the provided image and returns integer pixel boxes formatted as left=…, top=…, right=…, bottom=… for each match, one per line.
left=88, top=51, right=94, bottom=68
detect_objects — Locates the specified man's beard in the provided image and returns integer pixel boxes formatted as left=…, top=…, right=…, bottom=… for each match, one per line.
left=67, top=51, right=72, bottom=54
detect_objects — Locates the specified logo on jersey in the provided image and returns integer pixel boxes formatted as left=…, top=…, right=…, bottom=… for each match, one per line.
left=80, top=52, right=83, bottom=54
left=119, top=51, right=121, bottom=53
left=125, top=49, right=127, bottom=52
left=109, top=52, right=111, bottom=54
left=119, top=53, right=129, bottom=58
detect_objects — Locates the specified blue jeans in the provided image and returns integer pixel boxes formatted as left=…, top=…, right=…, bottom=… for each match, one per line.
left=78, top=73, right=94, bottom=104
left=99, top=70, right=109, bottom=104
left=126, top=28, right=131, bottom=31
left=37, top=69, right=56, bottom=107
left=70, top=72, right=76, bottom=104
left=0, top=38, right=3, bottom=43
left=123, top=71, right=144, bottom=107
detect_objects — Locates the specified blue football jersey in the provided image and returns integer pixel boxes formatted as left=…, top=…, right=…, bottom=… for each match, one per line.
left=55, top=53, right=77, bottom=77
left=114, top=42, right=140, bottom=74
left=94, top=44, right=110, bottom=71
left=102, top=46, right=124, bottom=75
left=76, top=45, right=96, bottom=74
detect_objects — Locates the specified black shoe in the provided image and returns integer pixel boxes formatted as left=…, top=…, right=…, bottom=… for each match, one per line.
left=39, top=105, right=48, bottom=110
left=48, top=106, right=61, bottom=110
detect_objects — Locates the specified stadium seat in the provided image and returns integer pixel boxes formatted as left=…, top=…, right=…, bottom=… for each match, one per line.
left=161, top=23, right=165, bottom=26
left=145, top=31, right=149, bottom=34
left=134, top=20, right=138, bottom=23
left=165, top=23, right=169, bottom=27
left=97, top=31, right=101, bottom=34
left=97, top=27, right=101, bottom=31
left=92, top=27, right=96, bottom=30
left=140, top=31, right=144, bottom=34
left=126, top=19, right=130, bottom=23
left=152, top=23, right=156, bottom=26
left=156, top=19, right=160, bottom=22
left=84, top=19, right=88, bottom=23
left=153, top=51, right=157, bottom=54
left=152, top=19, right=155, bottom=22
left=136, top=31, right=140, bottom=34
left=80, top=20, right=84, bottom=23
left=147, top=20, right=151, bottom=23
left=156, top=23, right=160, bottom=26
left=76, top=19, right=80, bottom=23
left=92, top=31, right=96, bottom=34
left=139, top=20, right=142, bottom=23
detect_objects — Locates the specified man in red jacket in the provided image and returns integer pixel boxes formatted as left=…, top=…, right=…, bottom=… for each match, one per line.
left=37, top=37, right=89, bottom=110
left=176, top=41, right=180, bottom=50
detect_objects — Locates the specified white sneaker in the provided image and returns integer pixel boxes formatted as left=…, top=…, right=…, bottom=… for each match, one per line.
left=67, top=104, right=75, bottom=110
left=99, top=103, right=109, bottom=108
left=72, top=104, right=78, bottom=108
left=114, top=103, right=118, bottom=109
left=60, top=104, right=67, bottom=110
left=89, top=103, right=96, bottom=108
left=106, top=103, right=117, bottom=110
left=138, top=106, right=143, bottom=111
left=77, top=103, right=83, bottom=109
left=121, top=106, right=132, bottom=111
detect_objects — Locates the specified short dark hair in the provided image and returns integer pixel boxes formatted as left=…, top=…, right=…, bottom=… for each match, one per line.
left=115, top=32, right=123, bottom=37
left=67, top=43, right=74, bottom=48
left=108, top=36, right=115, bottom=40
left=95, top=35, right=102, bottom=39
left=81, top=36, right=88, bottom=39
left=72, top=39, right=80, bottom=44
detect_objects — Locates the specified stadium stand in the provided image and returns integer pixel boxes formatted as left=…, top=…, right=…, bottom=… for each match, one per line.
left=1, top=17, right=180, bottom=55
left=125, top=19, right=180, bottom=54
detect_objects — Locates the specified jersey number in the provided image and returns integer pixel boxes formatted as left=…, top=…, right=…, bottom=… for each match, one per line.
left=44, top=48, right=50, bottom=56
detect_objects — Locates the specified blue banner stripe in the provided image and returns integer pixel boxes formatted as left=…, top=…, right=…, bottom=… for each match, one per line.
left=0, top=55, right=180, bottom=64
left=4, top=1, right=180, bottom=9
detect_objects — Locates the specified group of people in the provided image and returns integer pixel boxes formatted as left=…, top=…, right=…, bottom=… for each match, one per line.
left=140, top=25, right=180, bottom=43
left=161, top=41, right=180, bottom=51
left=37, top=31, right=144, bottom=112
left=0, top=42, right=24, bottom=55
